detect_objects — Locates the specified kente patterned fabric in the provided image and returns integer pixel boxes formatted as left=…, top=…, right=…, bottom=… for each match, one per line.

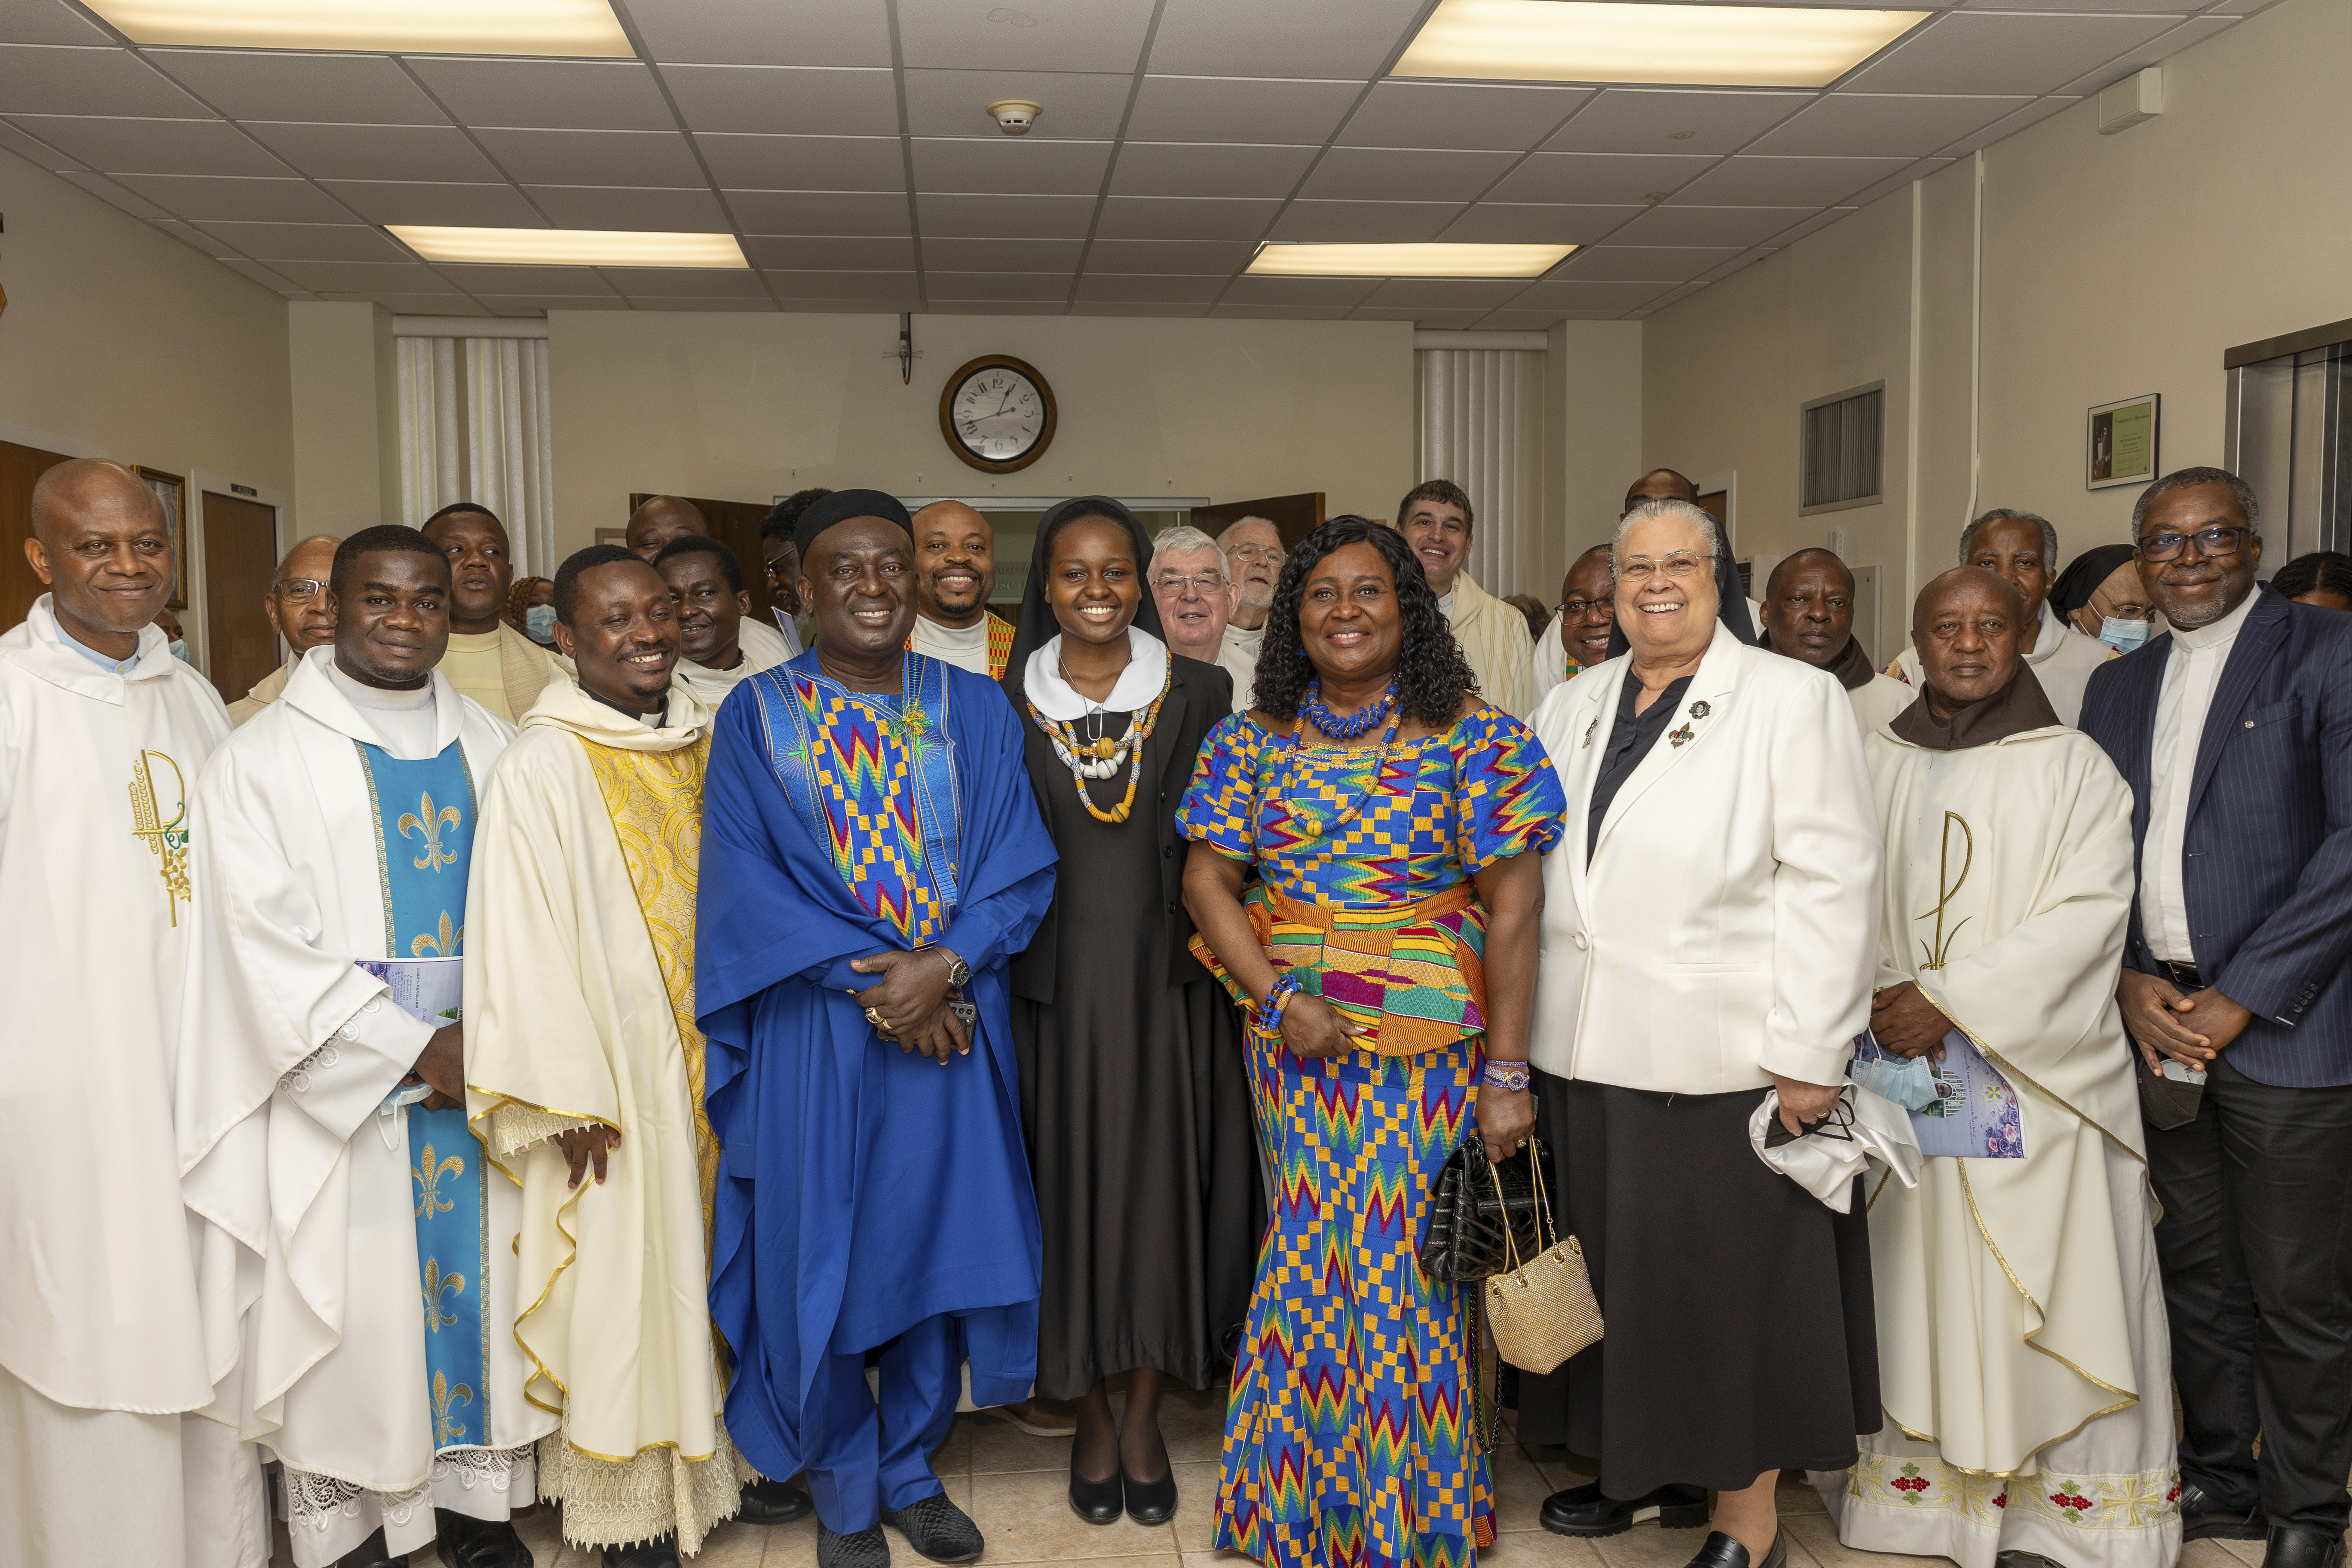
left=757, top=653, right=962, bottom=945
left=355, top=740, right=491, bottom=1455
left=905, top=611, right=1017, bottom=682
left=578, top=735, right=720, bottom=1248
left=1176, top=707, right=1564, bottom=1056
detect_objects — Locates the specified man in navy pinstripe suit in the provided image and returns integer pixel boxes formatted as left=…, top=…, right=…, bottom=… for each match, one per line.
left=2079, top=466, right=2352, bottom=1568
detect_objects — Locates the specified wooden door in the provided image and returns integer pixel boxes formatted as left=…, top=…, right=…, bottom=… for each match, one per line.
left=201, top=491, right=279, bottom=703
left=0, top=438, right=77, bottom=634
left=1192, top=492, right=1326, bottom=553
left=628, top=493, right=778, bottom=625
left=1697, top=490, right=1730, bottom=537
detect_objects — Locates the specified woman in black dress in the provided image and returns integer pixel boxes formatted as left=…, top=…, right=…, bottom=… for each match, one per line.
left=1002, top=497, right=1259, bottom=1529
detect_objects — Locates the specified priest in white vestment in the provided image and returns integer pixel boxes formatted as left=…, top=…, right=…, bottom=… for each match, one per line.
left=0, top=459, right=267, bottom=1568
left=1399, top=480, right=1536, bottom=716
left=1819, top=567, right=2176, bottom=1568
left=468, top=546, right=793, bottom=1565
left=178, top=527, right=547, bottom=1568
left=1757, top=548, right=1913, bottom=736
left=656, top=535, right=788, bottom=712
left=1529, top=544, right=1616, bottom=708
left=227, top=533, right=339, bottom=726
left=1885, top=510, right=2117, bottom=726
left=906, top=499, right=1016, bottom=678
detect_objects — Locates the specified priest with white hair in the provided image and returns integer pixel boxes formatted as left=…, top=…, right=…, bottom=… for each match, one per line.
left=1149, top=523, right=1255, bottom=711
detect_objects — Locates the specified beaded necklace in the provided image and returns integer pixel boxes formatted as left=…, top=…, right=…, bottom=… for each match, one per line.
left=1298, top=677, right=1394, bottom=739
left=1275, top=683, right=1403, bottom=840
left=1026, top=659, right=1173, bottom=826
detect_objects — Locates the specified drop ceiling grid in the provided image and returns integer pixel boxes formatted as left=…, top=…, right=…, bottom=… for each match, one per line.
left=0, top=0, right=2279, bottom=325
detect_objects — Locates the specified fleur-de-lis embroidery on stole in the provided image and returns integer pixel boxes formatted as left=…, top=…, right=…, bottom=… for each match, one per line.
left=410, top=911, right=463, bottom=958
left=399, top=791, right=462, bottom=872
left=430, top=1369, right=475, bottom=1446
left=414, top=1141, right=464, bottom=1218
left=422, top=1256, right=466, bottom=1330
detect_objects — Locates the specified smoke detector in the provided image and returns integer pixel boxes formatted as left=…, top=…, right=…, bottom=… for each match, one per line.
left=987, top=99, right=1041, bottom=136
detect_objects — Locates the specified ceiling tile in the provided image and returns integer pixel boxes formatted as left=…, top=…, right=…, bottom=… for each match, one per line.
left=1268, top=199, right=1464, bottom=242
left=1837, top=156, right=1955, bottom=210
left=524, top=185, right=729, bottom=230
left=1351, top=306, right=1488, bottom=328
left=926, top=300, right=1069, bottom=315
left=1093, top=194, right=1280, bottom=239
left=1632, top=281, right=1707, bottom=318
left=1671, top=155, right=1906, bottom=206
left=896, top=0, right=1157, bottom=73
left=475, top=129, right=704, bottom=187
left=431, top=263, right=621, bottom=294
left=56, top=169, right=173, bottom=219
left=1844, top=12, right=2179, bottom=95
left=243, top=122, right=500, bottom=183
left=273, top=260, right=458, bottom=292
left=1219, top=274, right=1382, bottom=306
left=320, top=179, right=546, bottom=226
left=0, top=46, right=207, bottom=117
left=903, top=70, right=1133, bottom=141
left=624, top=0, right=893, bottom=68
left=404, top=58, right=677, bottom=132
left=923, top=236, right=1085, bottom=270
left=1562, top=245, right=1742, bottom=281
left=1437, top=202, right=1643, bottom=243
left=114, top=173, right=350, bottom=221
left=1488, top=152, right=1718, bottom=205
left=139, top=50, right=448, bottom=125
left=1360, top=279, right=1522, bottom=309
left=925, top=271, right=1075, bottom=300
left=740, top=234, right=916, bottom=268
left=193, top=220, right=411, bottom=261
left=2052, top=15, right=2236, bottom=96
left=773, top=296, right=922, bottom=313
left=663, top=65, right=899, bottom=137
left=1124, top=76, right=1363, bottom=145
left=1209, top=301, right=1355, bottom=319
left=1083, top=238, right=1254, bottom=273
left=213, top=256, right=303, bottom=291
left=1150, top=0, right=1430, bottom=79
left=1070, top=301, right=1213, bottom=317
left=7, top=115, right=290, bottom=177
left=698, top=133, right=904, bottom=191
left=1508, top=279, right=1677, bottom=311
left=1767, top=207, right=1859, bottom=246
left=1937, top=95, right=2076, bottom=156
left=1544, top=89, right=1808, bottom=155
left=1109, top=142, right=1319, bottom=199
left=1339, top=82, right=1589, bottom=152
left=478, top=294, right=632, bottom=314
left=604, top=296, right=776, bottom=312
left=1478, top=310, right=1585, bottom=329
left=1746, top=94, right=2027, bottom=157
left=914, top=192, right=1096, bottom=237
left=761, top=269, right=922, bottom=299
left=315, top=291, right=487, bottom=314
left=1299, top=146, right=1517, bottom=203
left=911, top=136, right=1112, bottom=195
left=0, top=116, right=79, bottom=167
left=0, top=0, right=115, bottom=46
left=727, top=190, right=911, bottom=233
left=1605, top=204, right=1815, bottom=247
left=1074, top=273, right=1225, bottom=303
left=1963, top=0, right=2200, bottom=11
left=599, top=266, right=768, bottom=297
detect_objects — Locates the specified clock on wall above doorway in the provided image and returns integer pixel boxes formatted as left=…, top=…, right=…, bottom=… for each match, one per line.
left=940, top=354, right=1057, bottom=474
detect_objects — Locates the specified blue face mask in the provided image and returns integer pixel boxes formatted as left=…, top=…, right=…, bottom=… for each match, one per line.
left=2098, top=616, right=2150, bottom=654
left=168, top=639, right=190, bottom=662
left=525, top=604, right=559, bottom=645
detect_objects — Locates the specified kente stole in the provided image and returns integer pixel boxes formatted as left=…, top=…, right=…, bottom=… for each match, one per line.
left=355, top=740, right=491, bottom=1452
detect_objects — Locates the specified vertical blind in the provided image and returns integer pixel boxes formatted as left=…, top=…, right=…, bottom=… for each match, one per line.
left=1416, top=347, right=1545, bottom=599
left=395, top=335, right=556, bottom=577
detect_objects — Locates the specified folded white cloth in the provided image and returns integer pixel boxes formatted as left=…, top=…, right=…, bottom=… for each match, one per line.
left=1749, top=1085, right=1922, bottom=1213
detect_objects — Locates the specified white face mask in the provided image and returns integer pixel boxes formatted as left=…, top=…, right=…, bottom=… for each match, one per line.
left=2098, top=616, right=2151, bottom=654
left=168, top=639, right=190, bottom=662
left=524, top=604, right=559, bottom=645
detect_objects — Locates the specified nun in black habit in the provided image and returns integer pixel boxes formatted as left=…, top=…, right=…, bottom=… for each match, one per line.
left=999, top=497, right=1261, bottom=1530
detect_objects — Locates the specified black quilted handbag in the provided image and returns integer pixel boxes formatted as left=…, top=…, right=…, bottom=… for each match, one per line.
left=1418, top=1134, right=1548, bottom=1285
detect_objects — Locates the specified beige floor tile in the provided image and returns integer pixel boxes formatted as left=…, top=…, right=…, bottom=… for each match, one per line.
left=1776, top=1471, right=1829, bottom=1518
left=970, top=1468, right=1178, bottom=1560
left=1159, top=1385, right=1231, bottom=1467
left=694, top=1522, right=774, bottom=1565
left=1181, top=1553, right=1249, bottom=1568
left=1167, top=1461, right=1225, bottom=1553
left=1588, top=1522, right=1715, bottom=1568
left=1492, top=1446, right=1559, bottom=1533
left=972, top=1415, right=1075, bottom=1476
left=933, top=1418, right=974, bottom=1479
left=2187, top=1540, right=2259, bottom=1568
left=1781, top=1511, right=1942, bottom=1568
left=762, top=1511, right=818, bottom=1568
left=1485, top=1531, right=1611, bottom=1568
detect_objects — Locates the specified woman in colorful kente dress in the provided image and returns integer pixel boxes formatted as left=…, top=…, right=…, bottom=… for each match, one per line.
left=1177, top=516, right=1566, bottom=1568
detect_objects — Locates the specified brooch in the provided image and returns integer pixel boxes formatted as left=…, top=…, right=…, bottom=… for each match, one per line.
left=1690, top=700, right=1711, bottom=719
left=1668, top=722, right=1696, bottom=748
left=1581, top=715, right=1599, bottom=748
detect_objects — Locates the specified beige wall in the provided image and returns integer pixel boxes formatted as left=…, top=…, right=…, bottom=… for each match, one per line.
left=287, top=301, right=401, bottom=539
left=1543, top=319, right=1645, bottom=599
left=546, top=309, right=1416, bottom=557
left=1639, top=0, right=2350, bottom=653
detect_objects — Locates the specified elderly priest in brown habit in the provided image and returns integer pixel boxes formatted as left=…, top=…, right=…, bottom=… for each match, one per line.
left=1816, top=567, right=2175, bottom=1568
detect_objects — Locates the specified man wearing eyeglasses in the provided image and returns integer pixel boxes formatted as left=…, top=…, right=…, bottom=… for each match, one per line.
left=1147, top=525, right=1252, bottom=713
left=227, top=533, right=340, bottom=725
left=1214, top=516, right=1285, bottom=687
left=2079, top=466, right=2352, bottom=1568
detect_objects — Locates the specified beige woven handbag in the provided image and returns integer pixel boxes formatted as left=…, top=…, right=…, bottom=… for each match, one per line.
left=1481, top=1150, right=1602, bottom=1375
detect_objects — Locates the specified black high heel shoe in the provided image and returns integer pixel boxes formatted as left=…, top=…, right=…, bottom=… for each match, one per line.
left=1123, top=1462, right=1178, bottom=1528
left=1069, top=1459, right=1124, bottom=1526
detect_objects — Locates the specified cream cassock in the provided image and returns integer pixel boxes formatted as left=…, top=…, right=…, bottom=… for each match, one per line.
left=178, top=649, right=553, bottom=1564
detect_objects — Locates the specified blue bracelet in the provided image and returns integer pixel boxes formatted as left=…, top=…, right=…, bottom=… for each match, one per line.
left=1255, top=973, right=1302, bottom=1037
left=1480, top=1060, right=1532, bottom=1092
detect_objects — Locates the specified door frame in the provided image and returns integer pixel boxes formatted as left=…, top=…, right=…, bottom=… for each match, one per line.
left=1692, top=470, right=1737, bottom=549
left=188, top=472, right=291, bottom=682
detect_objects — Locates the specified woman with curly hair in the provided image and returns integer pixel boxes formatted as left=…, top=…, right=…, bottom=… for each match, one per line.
left=1178, top=517, right=1566, bottom=1568
left=504, top=573, right=556, bottom=645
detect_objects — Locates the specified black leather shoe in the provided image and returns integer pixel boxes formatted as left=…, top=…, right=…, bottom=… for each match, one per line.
left=337, top=1529, right=403, bottom=1568
left=2263, top=1525, right=2348, bottom=1568
left=1541, top=1482, right=1712, bottom=1538
left=1069, top=1460, right=1124, bottom=1525
left=739, top=1476, right=816, bottom=1525
left=605, top=1537, right=680, bottom=1568
left=1682, top=1529, right=1785, bottom=1568
left=882, top=1491, right=985, bottom=1564
left=1124, top=1463, right=1178, bottom=1528
left=435, top=1509, right=533, bottom=1568
left=819, top=1525, right=892, bottom=1568
left=2181, top=1482, right=2270, bottom=1541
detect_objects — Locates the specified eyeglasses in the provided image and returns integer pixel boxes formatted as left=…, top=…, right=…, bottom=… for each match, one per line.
left=1616, top=554, right=1712, bottom=585
left=274, top=577, right=328, bottom=601
left=1226, top=542, right=1286, bottom=565
left=1561, top=597, right=1614, bottom=619
left=2138, top=525, right=2252, bottom=562
left=1152, top=572, right=1227, bottom=597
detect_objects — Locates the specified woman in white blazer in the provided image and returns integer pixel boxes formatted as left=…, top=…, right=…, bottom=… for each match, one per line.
left=1516, top=500, right=1886, bottom=1568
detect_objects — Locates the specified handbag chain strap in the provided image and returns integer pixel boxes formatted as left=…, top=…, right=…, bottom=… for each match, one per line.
left=1484, top=1141, right=1559, bottom=1277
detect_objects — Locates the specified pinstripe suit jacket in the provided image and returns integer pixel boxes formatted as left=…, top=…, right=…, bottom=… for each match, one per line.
left=2078, top=586, right=2352, bottom=1087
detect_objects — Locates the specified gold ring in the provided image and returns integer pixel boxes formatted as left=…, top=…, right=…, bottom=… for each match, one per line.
left=1515, top=1139, right=1527, bottom=1149
left=864, top=1007, right=886, bottom=1027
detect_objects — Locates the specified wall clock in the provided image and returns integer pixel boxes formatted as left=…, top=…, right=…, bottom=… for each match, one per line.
left=939, top=354, right=1057, bottom=474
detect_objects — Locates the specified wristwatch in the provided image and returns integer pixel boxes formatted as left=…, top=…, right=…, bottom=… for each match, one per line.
left=932, top=946, right=972, bottom=988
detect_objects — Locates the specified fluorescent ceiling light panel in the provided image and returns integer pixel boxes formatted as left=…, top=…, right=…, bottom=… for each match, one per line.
left=389, top=227, right=747, bottom=268
left=1393, top=0, right=1930, bottom=89
left=1249, top=242, right=1575, bottom=279
left=85, top=0, right=635, bottom=55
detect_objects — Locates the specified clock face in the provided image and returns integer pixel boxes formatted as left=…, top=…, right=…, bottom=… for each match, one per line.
left=949, top=364, right=1048, bottom=464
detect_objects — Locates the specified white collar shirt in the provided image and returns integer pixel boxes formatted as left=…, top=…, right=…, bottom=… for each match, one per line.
left=2140, top=587, right=2260, bottom=964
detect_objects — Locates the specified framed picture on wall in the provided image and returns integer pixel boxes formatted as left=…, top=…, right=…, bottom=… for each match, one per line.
left=132, top=465, right=187, bottom=607
left=2087, top=394, right=2159, bottom=490
left=594, top=527, right=628, bottom=548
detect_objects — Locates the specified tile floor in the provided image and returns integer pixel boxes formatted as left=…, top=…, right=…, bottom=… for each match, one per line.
left=268, top=1386, right=2327, bottom=1568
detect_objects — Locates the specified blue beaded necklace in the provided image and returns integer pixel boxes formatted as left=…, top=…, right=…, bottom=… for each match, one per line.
left=1298, top=678, right=1396, bottom=739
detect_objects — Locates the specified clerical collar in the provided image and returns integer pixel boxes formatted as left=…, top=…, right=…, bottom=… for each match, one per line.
left=1024, top=626, right=1168, bottom=720
left=583, top=683, right=667, bottom=728
left=1759, top=628, right=1875, bottom=692
left=2170, top=584, right=2260, bottom=651
left=55, top=617, right=142, bottom=676
left=911, top=615, right=989, bottom=653
left=1438, top=589, right=1456, bottom=620
left=1888, top=662, right=2063, bottom=750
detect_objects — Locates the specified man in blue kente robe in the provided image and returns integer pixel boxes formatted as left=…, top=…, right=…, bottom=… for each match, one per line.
left=697, top=489, right=1054, bottom=1568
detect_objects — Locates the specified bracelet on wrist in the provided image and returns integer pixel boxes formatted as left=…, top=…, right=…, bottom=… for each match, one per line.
left=1479, top=1060, right=1532, bottom=1092
left=1253, top=973, right=1302, bottom=1039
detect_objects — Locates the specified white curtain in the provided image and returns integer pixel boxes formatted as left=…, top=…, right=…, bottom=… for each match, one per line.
left=1416, top=348, right=1545, bottom=598
left=396, top=335, right=555, bottom=577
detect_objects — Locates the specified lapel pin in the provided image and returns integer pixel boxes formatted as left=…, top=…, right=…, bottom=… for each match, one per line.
left=1668, top=722, right=1696, bottom=748
left=1582, top=715, right=1599, bottom=748
left=1690, top=700, right=1711, bottom=720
